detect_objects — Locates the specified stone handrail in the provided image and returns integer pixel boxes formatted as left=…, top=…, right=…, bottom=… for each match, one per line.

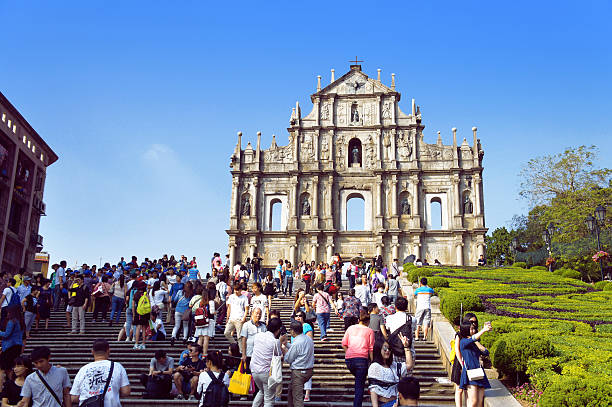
left=398, top=271, right=521, bottom=407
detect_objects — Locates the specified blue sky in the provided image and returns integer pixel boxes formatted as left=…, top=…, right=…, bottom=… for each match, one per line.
left=1, top=1, right=610, bottom=267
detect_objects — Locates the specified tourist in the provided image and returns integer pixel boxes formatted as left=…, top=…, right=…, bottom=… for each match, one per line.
left=2, top=356, right=32, bottom=406
left=335, top=291, right=344, bottom=311
left=385, top=297, right=414, bottom=363
left=16, top=276, right=32, bottom=302
left=251, top=253, right=262, bottom=284
left=194, top=290, right=216, bottom=355
left=21, top=346, right=71, bottom=407
left=386, top=274, right=401, bottom=304
left=283, top=261, right=294, bottom=297
left=70, top=339, right=130, bottom=407
left=197, top=350, right=230, bottom=407
left=262, top=271, right=276, bottom=305
left=293, top=310, right=314, bottom=401
left=282, top=320, right=315, bottom=407
left=414, top=259, right=422, bottom=267
left=355, top=274, right=371, bottom=310
left=171, top=281, right=193, bottom=346
left=347, top=260, right=357, bottom=289
left=342, top=288, right=362, bottom=330
left=240, top=307, right=267, bottom=370
left=459, top=320, right=492, bottom=407
left=132, top=281, right=151, bottom=350
left=312, top=284, right=339, bottom=341
left=397, top=376, right=420, bottom=406
left=368, top=302, right=388, bottom=340
left=434, top=259, right=442, bottom=266
left=379, top=295, right=396, bottom=324
left=68, top=274, right=89, bottom=335
left=250, top=282, right=269, bottom=323
left=173, top=343, right=206, bottom=400
left=92, top=275, right=112, bottom=323
left=109, top=274, right=126, bottom=326
left=37, top=279, right=53, bottom=330
left=390, top=259, right=400, bottom=279
left=250, top=318, right=286, bottom=406
left=53, top=261, right=67, bottom=311
left=151, top=280, right=169, bottom=320
left=224, top=283, right=249, bottom=351
left=21, top=286, right=39, bottom=340
left=373, top=284, right=387, bottom=309
left=274, top=260, right=284, bottom=294
left=0, top=278, right=19, bottom=324
left=477, top=255, right=486, bottom=266
left=140, top=349, right=173, bottom=399
left=215, top=274, right=229, bottom=327
left=301, top=265, right=312, bottom=294
left=293, top=289, right=312, bottom=321
left=342, top=310, right=375, bottom=407
left=149, top=311, right=167, bottom=341
left=368, top=334, right=414, bottom=407
left=452, top=313, right=478, bottom=407
left=414, top=277, right=434, bottom=341
left=0, top=305, right=23, bottom=372
left=124, top=273, right=138, bottom=341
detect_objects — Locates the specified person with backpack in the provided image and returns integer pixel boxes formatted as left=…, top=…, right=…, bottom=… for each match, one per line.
left=0, top=278, right=20, bottom=325
left=194, top=290, right=216, bottom=355
left=312, top=284, right=339, bottom=341
left=367, top=334, right=414, bottom=407
left=132, top=281, right=151, bottom=350
left=385, top=297, right=414, bottom=363
left=70, top=339, right=130, bottom=407
left=342, top=310, right=375, bottom=407
left=140, top=349, right=174, bottom=399
left=68, top=274, right=90, bottom=335
left=197, top=350, right=229, bottom=407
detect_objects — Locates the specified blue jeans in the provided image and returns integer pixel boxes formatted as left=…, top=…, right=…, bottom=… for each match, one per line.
left=53, top=286, right=62, bottom=311
left=125, top=308, right=133, bottom=339
left=283, top=277, right=293, bottom=296
left=110, top=296, right=125, bottom=323
left=253, top=269, right=259, bottom=283
left=346, top=357, right=369, bottom=407
left=316, top=312, right=330, bottom=339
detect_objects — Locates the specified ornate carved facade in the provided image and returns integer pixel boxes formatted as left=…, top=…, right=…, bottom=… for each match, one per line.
left=227, top=65, right=487, bottom=267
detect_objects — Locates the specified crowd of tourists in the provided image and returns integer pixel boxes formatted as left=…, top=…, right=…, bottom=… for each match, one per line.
left=0, top=252, right=493, bottom=407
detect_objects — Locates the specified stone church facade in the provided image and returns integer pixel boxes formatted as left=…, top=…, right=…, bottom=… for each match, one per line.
left=227, top=64, right=487, bottom=268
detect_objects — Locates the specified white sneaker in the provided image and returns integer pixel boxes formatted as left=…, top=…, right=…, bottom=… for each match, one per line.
left=328, top=328, right=334, bottom=332
left=132, top=344, right=139, bottom=349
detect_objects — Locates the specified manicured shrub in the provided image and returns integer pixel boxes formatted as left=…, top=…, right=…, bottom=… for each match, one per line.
left=531, top=265, right=548, bottom=271
left=513, top=261, right=527, bottom=269
left=539, top=375, right=612, bottom=407
left=407, top=268, right=434, bottom=283
left=593, top=281, right=610, bottom=291
left=604, top=283, right=612, bottom=292
left=427, top=276, right=449, bottom=289
left=596, top=324, right=612, bottom=333
left=526, top=357, right=563, bottom=390
left=491, top=331, right=556, bottom=378
left=439, top=289, right=483, bottom=324
left=553, top=268, right=566, bottom=276
left=562, top=269, right=581, bottom=280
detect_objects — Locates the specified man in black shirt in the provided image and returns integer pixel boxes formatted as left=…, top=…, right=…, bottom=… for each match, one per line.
left=172, top=343, right=205, bottom=400
left=68, top=274, right=89, bottom=334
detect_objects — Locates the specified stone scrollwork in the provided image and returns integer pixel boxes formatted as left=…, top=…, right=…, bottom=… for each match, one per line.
left=320, top=102, right=330, bottom=120
left=397, top=130, right=413, bottom=161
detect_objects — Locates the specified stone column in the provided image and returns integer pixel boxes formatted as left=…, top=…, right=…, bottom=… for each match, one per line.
left=290, top=244, right=297, bottom=266
left=250, top=245, right=256, bottom=260
left=392, top=243, right=399, bottom=261
left=456, top=240, right=464, bottom=266
left=229, top=243, right=237, bottom=270
left=375, top=179, right=382, bottom=217
left=376, top=244, right=383, bottom=257
left=251, top=178, right=259, bottom=229
left=391, top=177, right=398, bottom=216
left=326, top=244, right=333, bottom=263
left=231, top=177, right=240, bottom=217
left=311, top=243, right=318, bottom=263
left=312, top=176, right=319, bottom=226
left=289, top=177, right=298, bottom=229
left=473, top=174, right=482, bottom=215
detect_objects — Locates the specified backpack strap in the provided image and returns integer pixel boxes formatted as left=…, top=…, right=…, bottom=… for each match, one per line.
left=36, top=370, right=63, bottom=406
left=101, top=361, right=114, bottom=401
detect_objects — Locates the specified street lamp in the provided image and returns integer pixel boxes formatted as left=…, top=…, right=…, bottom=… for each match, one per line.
left=542, top=227, right=553, bottom=272
left=509, top=237, right=518, bottom=265
left=586, top=205, right=607, bottom=281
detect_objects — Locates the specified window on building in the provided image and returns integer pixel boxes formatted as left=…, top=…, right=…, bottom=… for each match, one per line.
left=346, top=194, right=365, bottom=230
left=430, top=197, right=442, bottom=230
left=270, top=199, right=282, bottom=231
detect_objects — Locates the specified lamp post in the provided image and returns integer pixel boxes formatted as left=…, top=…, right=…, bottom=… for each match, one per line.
left=509, top=237, right=518, bottom=264
left=586, top=205, right=607, bottom=281
left=542, top=223, right=554, bottom=272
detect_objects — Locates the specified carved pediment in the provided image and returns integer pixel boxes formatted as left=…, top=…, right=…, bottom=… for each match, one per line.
left=316, top=70, right=394, bottom=97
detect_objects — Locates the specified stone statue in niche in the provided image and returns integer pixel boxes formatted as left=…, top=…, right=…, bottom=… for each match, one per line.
left=321, top=137, right=330, bottom=160
left=382, top=102, right=392, bottom=119
left=351, top=145, right=361, bottom=165
left=321, top=103, right=330, bottom=120
left=383, top=131, right=392, bottom=160
left=241, top=197, right=251, bottom=216
left=301, top=198, right=310, bottom=215
left=466, top=176, right=472, bottom=188
left=463, top=196, right=473, bottom=214
left=400, top=198, right=411, bottom=215
left=351, top=104, right=360, bottom=122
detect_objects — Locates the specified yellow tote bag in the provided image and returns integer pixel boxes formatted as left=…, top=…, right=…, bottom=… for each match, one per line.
left=229, top=361, right=252, bottom=395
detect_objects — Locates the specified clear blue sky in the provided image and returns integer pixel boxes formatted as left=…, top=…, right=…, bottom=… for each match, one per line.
left=1, top=1, right=610, bottom=267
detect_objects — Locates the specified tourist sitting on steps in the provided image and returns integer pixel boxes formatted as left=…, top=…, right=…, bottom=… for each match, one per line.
left=173, top=343, right=206, bottom=400
left=140, top=349, right=174, bottom=399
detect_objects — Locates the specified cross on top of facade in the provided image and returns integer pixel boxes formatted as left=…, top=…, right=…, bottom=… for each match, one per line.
left=350, top=56, right=364, bottom=65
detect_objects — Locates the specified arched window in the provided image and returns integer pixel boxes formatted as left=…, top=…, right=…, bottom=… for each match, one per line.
left=346, top=193, right=365, bottom=230
left=270, top=199, right=282, bottom=231
left=348, top=138, right=362, bottom=167
left=430, top=197, right=442, bottom=230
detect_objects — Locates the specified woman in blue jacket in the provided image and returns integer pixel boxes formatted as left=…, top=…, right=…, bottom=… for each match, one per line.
left=459, top=319, right=492, bottom=407
left=0, top=305, right=24, bottom=372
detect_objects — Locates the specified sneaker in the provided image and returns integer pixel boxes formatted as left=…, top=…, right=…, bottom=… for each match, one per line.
left=176, top=394, right=184, bottom=400
left=328, top=328, right=334, bottom=332
left=188, top=395, right=196, bottom=401
left=133, top=344, right=139, bottom=349
left=274, top=396, right=282, bottom=402
left=304, top=395, right=310, bottom=402
left=140, top=344, right=146, bottom=350
left=124, top=338, right=130, bottom=342
left=321, top=337, right=327, bottom=342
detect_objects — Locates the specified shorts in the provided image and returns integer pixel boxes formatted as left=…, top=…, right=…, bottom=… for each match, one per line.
left=66, top=305, right=73, bottom=312
left=415, top=308, right=431, bottom=327
left=194, top=323, right=215, bottom=337
left=134, top=312, right=150, bottom=326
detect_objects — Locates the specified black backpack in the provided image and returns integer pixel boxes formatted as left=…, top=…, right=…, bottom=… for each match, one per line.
left=201, top=371, right=229, bottom=407
left=388, top=313, right=412, bottom=357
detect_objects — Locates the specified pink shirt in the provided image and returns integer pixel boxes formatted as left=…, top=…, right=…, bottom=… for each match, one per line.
left=342, top=324, right=375, bottom=359
left=312, top=292, right=332, bottom=314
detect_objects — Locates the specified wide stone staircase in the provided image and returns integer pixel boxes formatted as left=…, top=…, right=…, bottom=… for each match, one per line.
left=24, top=287, right=454, bottom=406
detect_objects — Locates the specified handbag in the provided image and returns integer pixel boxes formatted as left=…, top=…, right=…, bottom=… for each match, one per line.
left=228, top=361, right=252, bottom=395
left=466, top=366, right=485, bottom=381
left=267, top=342, right=283, bottom=388
left=80, top=361, right=114, bottom=407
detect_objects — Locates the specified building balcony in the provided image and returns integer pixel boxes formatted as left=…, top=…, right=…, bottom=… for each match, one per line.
left=30, top=233, right=43, bottom=251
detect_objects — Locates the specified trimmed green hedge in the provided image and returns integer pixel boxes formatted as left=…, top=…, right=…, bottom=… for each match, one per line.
left=531, top=265, right=548, bottom=271
left=594, top=281, right=611, bottom=291
left=406, top=268, right=435, bottom=283
left=562, top=269, right=582, bottom=280
left=427, top=276, right=449, bottom=289
left=513, top=262, right=527, bottom=269
left=539, top=375, right=612, bottom=407
left=491, top=331, right=556, bottom=378
left=439, top=289, right=483, bottom=324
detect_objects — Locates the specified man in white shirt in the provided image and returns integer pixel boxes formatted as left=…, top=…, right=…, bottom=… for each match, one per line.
left=240, top=307, right=267, bottom=366
left=354, top=274, right=371, bottom=309
left=385, top=297, right=416, bottom=361
left=224, top=283, right=249, bottom=352
left=70, top=339, right=130, bottom=407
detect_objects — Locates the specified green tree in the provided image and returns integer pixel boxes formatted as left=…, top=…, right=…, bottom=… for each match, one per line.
left=485, top=227, right=516, bottom=265
left=519, top=145, right=611, bottom=205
